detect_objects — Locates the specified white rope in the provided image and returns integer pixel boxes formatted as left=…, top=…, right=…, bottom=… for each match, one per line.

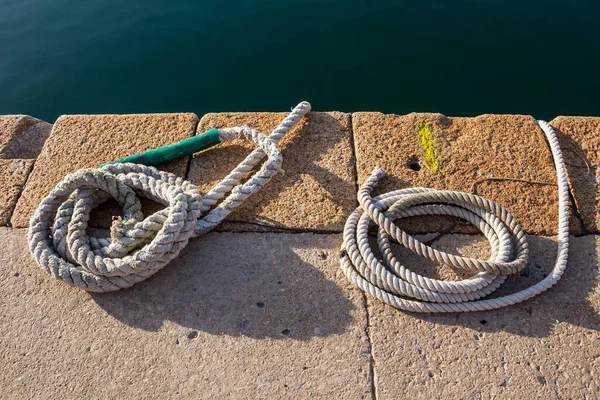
left=340, top=120, right=570, bottom=312
left=28, top=102, right=311, bottom=292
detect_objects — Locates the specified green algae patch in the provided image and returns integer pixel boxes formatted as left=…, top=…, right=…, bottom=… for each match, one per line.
left=417, top=123, right=439, bottom=173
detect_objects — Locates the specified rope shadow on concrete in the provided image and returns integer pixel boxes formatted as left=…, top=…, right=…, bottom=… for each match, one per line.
left=406, top=234, right=599, bottom=338
left=91, top=232, right=358, bottom=340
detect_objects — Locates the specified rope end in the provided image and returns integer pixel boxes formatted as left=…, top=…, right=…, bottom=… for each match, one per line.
left=293, top=101, right=312, bottom=116
left=372, top=167, right=388, bottom=178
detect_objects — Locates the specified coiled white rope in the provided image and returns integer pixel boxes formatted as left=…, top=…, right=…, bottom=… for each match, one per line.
left=28, top=102, right=311, bottom=292
left=340, top=120, right=570, bottom=312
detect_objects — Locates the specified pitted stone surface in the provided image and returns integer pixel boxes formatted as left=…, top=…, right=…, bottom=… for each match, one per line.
left=352, top=112, right=582, bottom=235
left=0, top=159, right=33, bottom=226
left=11, top=113, right=198, bottom=228
left=0, top=115, right=51, bottom=227
left=0, top=229, right=371, bottom=399
left=369, top=234, right=600, bottom=399
left=188, top=112, right=356, bottom=232
left=0, top=115, right=51, bottom=159
left=550, top=116, right=600, bottom=233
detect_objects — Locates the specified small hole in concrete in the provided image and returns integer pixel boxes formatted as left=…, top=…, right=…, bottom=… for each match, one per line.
left=256, top=302, right=265, bottom=308
left=281, top=329, right=291, bottom=336
left=406, top=155, right=421, bottom=171
left=187, top=331, right=198, bottom=340
left=480, top=319, right=488, bottom=325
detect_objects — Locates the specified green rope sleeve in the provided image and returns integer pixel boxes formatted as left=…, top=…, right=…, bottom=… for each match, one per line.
left=100, top=128, right=221, bottom=167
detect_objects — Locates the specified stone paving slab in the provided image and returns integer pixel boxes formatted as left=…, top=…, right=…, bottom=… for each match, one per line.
left=0, top=159, right=33, bottom=226
left=0, top=229, right=371, bottom=399
left=0, top=115, right=51, bottom=227
left=11, top=113, right=198, bottom=228
left=188, top=111, right=356, bottom=232
left=369, top=234, right=600, bottom=399
left=352, top=112, right=582, bottom=235
left=0, top=115, right=51, bottom=159
left=550, top=116, right=600, bottom=233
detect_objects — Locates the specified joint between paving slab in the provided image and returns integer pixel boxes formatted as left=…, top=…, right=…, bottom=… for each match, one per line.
left=6, top=159, right=35, bottom=227
left=348, top=113, right=361, bottom=202
left=183, top=114, right=200, bottom=181
left=362, top=293, right=378, bottom=400
left=217, top=220, right=343, bottom=234
left=567, top=188, right=590, bottom=236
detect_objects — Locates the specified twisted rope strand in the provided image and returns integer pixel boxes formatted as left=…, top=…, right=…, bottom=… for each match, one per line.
left=28, top=102, right=311, bottom=292
left=340, top=120, right=570, bottom=312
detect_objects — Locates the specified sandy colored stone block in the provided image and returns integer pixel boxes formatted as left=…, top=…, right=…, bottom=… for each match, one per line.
left=368, top=234, right=600, bottom=399
left=0, top=115, right=51, bottom=159
left=352, top=112, right=582, bottom=235
left=11, top=113, right=198, bottom=228
left=0, top=229, right=371, bottom=399
left=0, top=159, right=34, bottom=226
left=550, top=116, right=600, bottom=233
left=188, top=111, right=356, bottom=232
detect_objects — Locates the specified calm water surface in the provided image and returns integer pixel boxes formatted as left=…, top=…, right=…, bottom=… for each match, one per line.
left=1, top=0, right=598, bottom=122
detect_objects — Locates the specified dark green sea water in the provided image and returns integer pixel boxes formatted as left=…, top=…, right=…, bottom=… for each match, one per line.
left=1, top=0, right=598, bottom=122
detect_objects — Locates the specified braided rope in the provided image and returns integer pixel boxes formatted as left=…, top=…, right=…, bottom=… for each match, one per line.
left=340, top=120, right=570, bottom=312
left=28, top=102, right=311, bottom=292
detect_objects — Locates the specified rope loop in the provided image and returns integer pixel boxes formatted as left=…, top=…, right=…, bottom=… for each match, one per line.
left=340, top=120, right=571, bottom=312
left=28, top=101, right=311, bottom=292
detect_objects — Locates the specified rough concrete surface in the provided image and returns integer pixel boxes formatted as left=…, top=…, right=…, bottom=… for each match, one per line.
left=10, top=113, right=198, bottom=228
left=0, top=159, right=34, bottom=226
left=188, top=111, right=356, bottom=232
left=1, top=109, right=599, bottom=399
left=369, top=234, right=600, bottom=399
left=551, top=116, right=600, bottom=233
left=0, top=230, right=371, bottom=399
left=352, top=112, right=582, bottom=235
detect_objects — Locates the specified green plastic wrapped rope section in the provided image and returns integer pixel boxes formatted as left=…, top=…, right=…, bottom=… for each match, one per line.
left=100, top=128, right=221, bottom=167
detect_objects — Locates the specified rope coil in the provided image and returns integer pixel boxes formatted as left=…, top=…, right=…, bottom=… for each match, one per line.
left=340, top=120, right=570, bottom=312
left=28, top=102, right=311, bottom=292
